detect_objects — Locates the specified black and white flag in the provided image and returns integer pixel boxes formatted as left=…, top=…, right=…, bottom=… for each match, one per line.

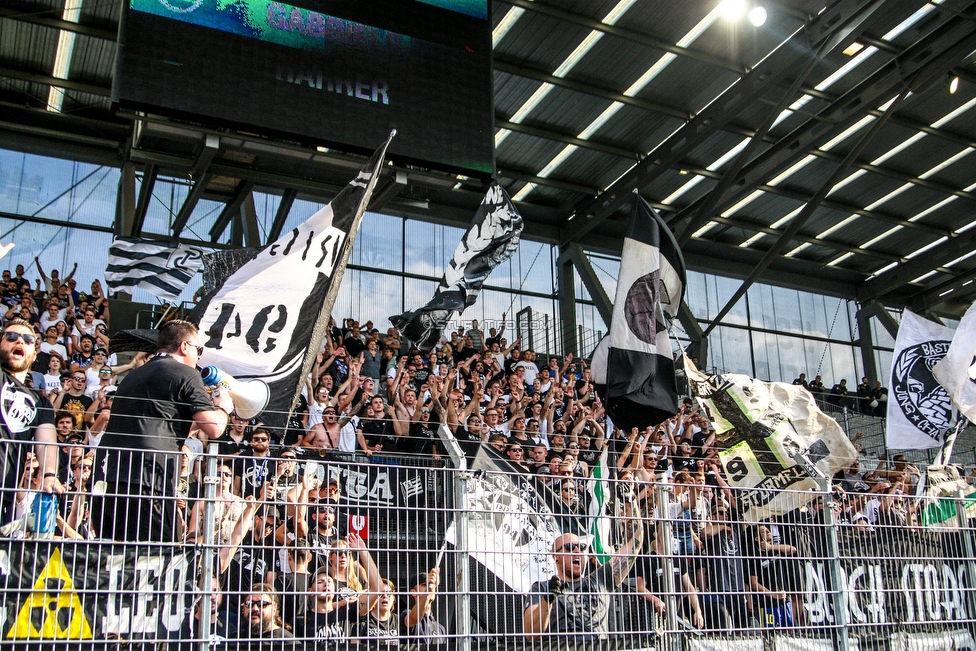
left=192, top=132, right=395, bottom=430
left=391, top=183, right=523, bottom=352
left=601, top=194, right=685, bottom=431
left=105, top=238, right=205, bottom=301
left=887, top=310, right=961, bottom=450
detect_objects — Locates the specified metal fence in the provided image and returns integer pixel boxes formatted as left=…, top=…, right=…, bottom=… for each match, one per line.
left=1, top=437, right=975, bottom=650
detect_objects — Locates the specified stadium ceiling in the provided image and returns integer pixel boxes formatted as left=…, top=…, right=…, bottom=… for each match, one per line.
left=2, top=0, right=976, bottom=317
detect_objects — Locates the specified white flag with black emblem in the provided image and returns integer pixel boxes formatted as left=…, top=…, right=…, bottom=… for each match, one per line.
left=105, top=238, right=205, bottom=301
left=604, top=194, right=685, bottom=430
left=933, top=300, right=976, bottom=424
left=193, top=132, right=395, bottom=430
left=887, top=310, right=960, bottom=450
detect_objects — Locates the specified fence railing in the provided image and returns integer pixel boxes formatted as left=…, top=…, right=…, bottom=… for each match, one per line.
left=1, top=437, right=975, bottom=650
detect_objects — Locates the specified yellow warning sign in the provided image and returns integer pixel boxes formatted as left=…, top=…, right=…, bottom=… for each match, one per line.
left=7, top=547, right=93, bottom=639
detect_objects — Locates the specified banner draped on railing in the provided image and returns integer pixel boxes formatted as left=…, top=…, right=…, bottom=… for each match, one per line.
left=1, top=542, right=195, bottom=642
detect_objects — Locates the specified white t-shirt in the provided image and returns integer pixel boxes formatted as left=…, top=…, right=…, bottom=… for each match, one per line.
left=338, top=417, right=359, bottom=452
left=515, top=361, right=540, bottom=385
left=39, top=310, right=66, bottom=333
left=40, top=341, right=68, bottom=362
left=42, top=372, right=62, bottom=394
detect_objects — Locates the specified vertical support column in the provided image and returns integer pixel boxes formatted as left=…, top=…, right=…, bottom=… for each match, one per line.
left=240, top=191, right=260, bottom=247
left=116, top=161, right=136, bottom=238
left=556, top=248, right=577, bottom=358
left=955, top=489, right=976, bottom=625
left=678, top=300, right=707, bottom=369
left=197, top=443, right=219, bottom=651
left=821, top=476, right=849, bottom=651
left=454, top=471, right=471, bottom=651
left=855, top=308, right=878, bottom=385
left=655, top=483, right=679, bottom=651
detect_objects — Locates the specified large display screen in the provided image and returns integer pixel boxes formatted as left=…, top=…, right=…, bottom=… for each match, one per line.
left=114, top=0, right=494, bottom=175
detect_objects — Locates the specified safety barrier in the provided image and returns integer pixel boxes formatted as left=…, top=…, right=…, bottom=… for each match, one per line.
left=0, top=437, right=974, bottom=650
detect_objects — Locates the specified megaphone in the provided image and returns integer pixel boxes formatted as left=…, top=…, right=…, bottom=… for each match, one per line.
left=200, top=366, right=270, bottom=421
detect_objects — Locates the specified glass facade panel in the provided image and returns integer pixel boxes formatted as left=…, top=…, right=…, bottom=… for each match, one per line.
left=334, top=269, right=406, bottom=328
left=0, top=145, right=903, bottom=388
left=351, top=212, right=403, bottom=272
left=709, top=325, right=752, bottom=376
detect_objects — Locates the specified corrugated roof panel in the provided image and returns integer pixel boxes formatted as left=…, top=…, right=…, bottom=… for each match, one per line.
left=493, top=12, right=592, bottom=73
left=493, top=71, right=546, bottom=119
left=496, top=131, right=571, bottom=171
left=68, top=34, right=116, bottom=85
left=0, top=19, right=58, bottom=70
left=521, top=86, right=615, bottom=135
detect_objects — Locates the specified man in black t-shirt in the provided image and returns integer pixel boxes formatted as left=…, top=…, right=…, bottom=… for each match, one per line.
left=0, top=319, right=59, bottom=524
left=91, top=320, right=231, bottom=543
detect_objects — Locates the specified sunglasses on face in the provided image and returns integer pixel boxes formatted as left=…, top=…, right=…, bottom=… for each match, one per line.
left=244, top=600, right=272, bottom=609
left=251, top=437, right=269, bottom=443
left=558, top=543, right=586, bottom=552
left=3, top=331, right=36, bottom=345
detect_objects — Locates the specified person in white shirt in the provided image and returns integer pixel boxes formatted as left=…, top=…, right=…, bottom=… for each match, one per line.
left=41, top=354, right=65, bottom=397
left=38, top=300, right=67, bottom=333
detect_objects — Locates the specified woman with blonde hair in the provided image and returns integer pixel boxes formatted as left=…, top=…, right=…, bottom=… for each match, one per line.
left=328, top=538, right=370, bottom=609
left=186, top=462, right=244, bottom=544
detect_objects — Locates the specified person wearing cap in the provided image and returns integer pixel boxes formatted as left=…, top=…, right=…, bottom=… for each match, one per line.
left=524, top=521, right=643, bottom=639
left=402, top=568, right=446, bottom=646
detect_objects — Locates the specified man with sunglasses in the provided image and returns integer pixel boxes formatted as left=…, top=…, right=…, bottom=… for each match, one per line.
left=0, top=319, right=60, bottom=524
left=524, top=517, right=643, bottom=640
left=92, top=320, right=232, bottom=543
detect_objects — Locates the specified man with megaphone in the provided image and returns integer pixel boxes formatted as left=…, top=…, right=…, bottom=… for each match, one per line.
left=90, top=320, right=234, bottom=543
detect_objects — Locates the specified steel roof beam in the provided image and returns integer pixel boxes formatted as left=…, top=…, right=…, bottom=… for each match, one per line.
left=858, top=226, right=976, bottom=302
left=499, top=0, right=748, bottom=76
left=674, top=14, right=976, bottom=235
left=171, top=172, right=212, bottom=237
left=267, top=188, right=297, bottom=244
left=210, top=181, right=255, bottom=242
left=130, top=163, right=157, bottom=237
left=701, top=88, right=907, bottom=337
left=562, top=0, right=886, bottom=246
left=496, top=117, right=642, bottom=160
left=909, top=267, right=976, bottom=311
left=0, top=7, right=117, bottom=41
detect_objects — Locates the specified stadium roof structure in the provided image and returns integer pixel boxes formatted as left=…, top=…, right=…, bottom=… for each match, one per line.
left=2, top=0, right=976, bottom=321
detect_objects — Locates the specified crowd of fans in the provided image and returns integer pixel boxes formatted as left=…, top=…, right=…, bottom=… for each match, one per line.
left=791, top=373, right=888, bottom=417
left=0, top=259, right=941, bottom=646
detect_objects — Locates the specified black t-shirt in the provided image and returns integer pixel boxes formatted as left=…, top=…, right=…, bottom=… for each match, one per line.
left=235, top=454, right=276, bottom=498
left=58, top=392, right=92, bottom=430
left=98, top=355, right=214, bottom=491
left=361, top=418, right=398, bottom=452
left=300, top=609, right=346, bottom=647
left=407, top=422, right=440, bottom=456
left=0, top=370, right=55, bottom=522
left=349, top=605, right=399, bottom=647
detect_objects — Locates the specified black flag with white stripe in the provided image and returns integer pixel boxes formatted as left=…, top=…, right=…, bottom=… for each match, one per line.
left=604, top=194, right=685, bottom=430
left=190, top=131, right=396, bottom=433
left=391, top=183, right=523, bottom=352
left=105, top=238, right=204, bottom=301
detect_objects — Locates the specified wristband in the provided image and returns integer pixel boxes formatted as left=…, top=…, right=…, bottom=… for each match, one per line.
left=43, top=473, right=57, bottom=479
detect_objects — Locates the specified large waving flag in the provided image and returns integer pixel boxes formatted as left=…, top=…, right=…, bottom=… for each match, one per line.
left=887, top=310, right=961, bottom=451
left=105, top=238, right=205, bottom=300
left=603, top=194, right=685, bottom=431
left=391, top=183, right=523, bottom=352
left=686, top=358, right=858, bottom=521
left=191, top=132, right=395, bottom=430
left=933, top=301, right=976, bottom=424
